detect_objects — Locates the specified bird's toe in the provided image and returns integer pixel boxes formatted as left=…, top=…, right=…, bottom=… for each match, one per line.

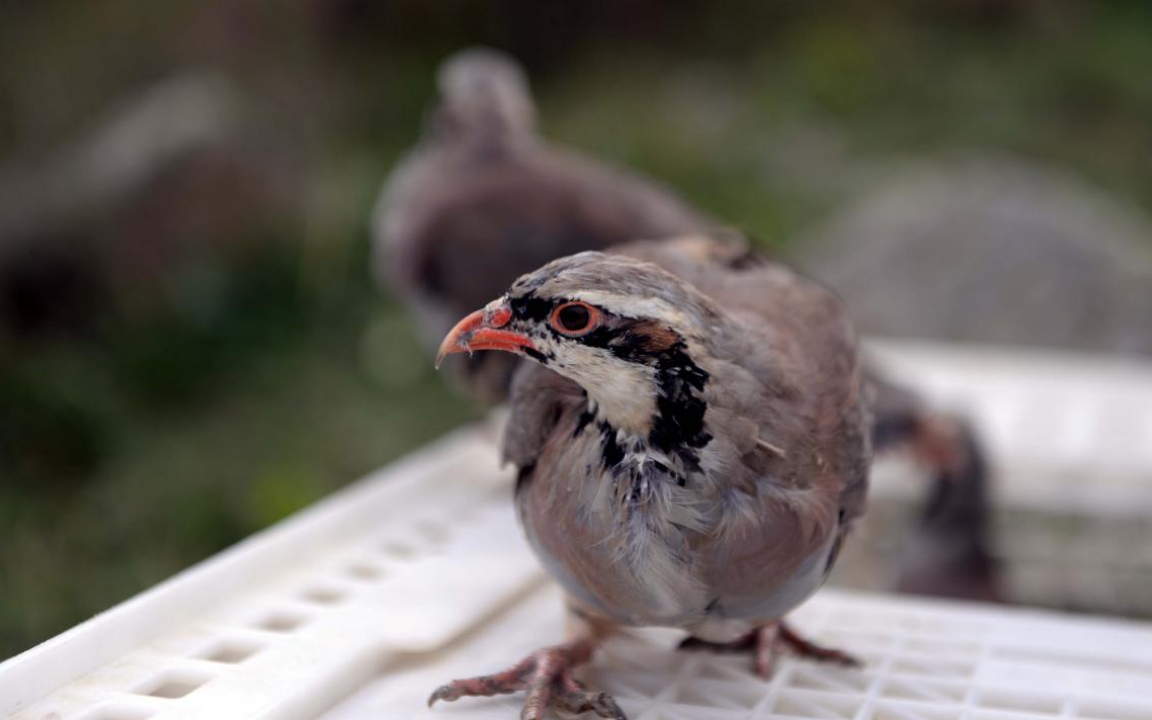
left=778, top=621, right=862, bottom=668
left=427, top=666, right=528, bottom=707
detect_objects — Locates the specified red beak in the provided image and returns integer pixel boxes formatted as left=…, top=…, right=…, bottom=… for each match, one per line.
left=435, top=301, right=536, bottom=368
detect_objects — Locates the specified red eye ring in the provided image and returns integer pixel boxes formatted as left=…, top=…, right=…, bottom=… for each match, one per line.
left=549, top=301, right=600, bottom=336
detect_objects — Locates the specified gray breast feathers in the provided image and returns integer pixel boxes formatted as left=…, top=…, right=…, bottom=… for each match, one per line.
left=506, top=363, right=856, bottom=631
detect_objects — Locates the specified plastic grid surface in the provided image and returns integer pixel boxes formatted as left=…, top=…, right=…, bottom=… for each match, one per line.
left=325, top=585, right=1152, bottom=720
left=2, top=342, right=1151, bottom=720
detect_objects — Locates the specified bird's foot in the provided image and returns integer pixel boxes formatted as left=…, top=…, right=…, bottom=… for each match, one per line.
left=428, top=638, right=625, bottom=720
left=680, top=621, right=860, bottom=679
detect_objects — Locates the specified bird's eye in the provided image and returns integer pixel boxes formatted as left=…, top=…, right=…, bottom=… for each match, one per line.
left=550, top=301, right=599, bottom=336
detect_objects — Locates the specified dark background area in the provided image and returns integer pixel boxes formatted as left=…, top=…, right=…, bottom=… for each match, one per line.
left=3, top=0, right=1152, bottom=659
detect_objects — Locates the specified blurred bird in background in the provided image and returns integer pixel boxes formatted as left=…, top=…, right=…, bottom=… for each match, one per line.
left=868, top=374, right=999, bottom=602
left=373, top=48, right=713, bottom=404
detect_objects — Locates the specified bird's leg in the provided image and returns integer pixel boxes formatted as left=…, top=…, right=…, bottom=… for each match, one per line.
left=751, top=622, right=781, bottom=678
left=428, top=608, right=624, bottom=720
left=680, top=621, right=859, bottom=679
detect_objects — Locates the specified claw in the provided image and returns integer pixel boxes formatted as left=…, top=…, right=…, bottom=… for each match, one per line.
left=427, top=685, right=454, bottom=708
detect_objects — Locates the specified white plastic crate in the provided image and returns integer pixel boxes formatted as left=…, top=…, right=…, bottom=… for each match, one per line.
left=2, top=342, right=1151, bottom=720
left=325, top=585, right=1152, bottom=720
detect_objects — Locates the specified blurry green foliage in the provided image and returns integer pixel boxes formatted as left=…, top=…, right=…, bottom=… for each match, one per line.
left=2, top=0, right=1152, bottom=658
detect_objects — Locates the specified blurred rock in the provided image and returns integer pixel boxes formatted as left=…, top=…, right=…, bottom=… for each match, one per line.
left=795, top=157, right=1152, bottom=357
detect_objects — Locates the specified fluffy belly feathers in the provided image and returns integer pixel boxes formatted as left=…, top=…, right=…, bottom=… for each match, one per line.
left=517, top=479, right=837, bottom=634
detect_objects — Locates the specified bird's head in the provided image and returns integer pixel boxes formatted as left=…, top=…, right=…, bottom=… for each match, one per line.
left=437, top=252, right=719, bottom=441
left=434, top=48, right=536, bottom=144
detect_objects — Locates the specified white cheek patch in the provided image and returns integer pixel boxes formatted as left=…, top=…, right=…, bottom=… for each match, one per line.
left=555, top=345, right=658, bottom=436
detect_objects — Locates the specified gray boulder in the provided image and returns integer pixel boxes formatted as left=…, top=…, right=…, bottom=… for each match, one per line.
left=795, top=157, right=1152, bottom=357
